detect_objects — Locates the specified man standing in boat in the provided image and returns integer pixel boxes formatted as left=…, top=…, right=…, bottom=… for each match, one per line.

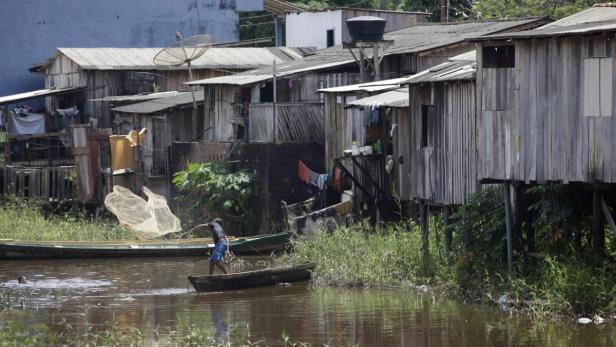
left=208, top=218, right=230, bottom=275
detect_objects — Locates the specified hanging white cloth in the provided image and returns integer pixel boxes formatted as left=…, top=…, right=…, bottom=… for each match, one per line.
left=10, top=113, right=45, bottom=135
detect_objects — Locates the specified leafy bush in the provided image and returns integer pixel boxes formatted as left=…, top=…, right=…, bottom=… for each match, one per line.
left=449, top=187, right=506, bottom=291
left=173, top=162, right=255, bottom=234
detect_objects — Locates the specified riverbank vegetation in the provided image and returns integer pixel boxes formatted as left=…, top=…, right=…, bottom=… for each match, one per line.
left=0, top=196, right=132, bottom=241
left=289, top=186, right=616, bottom=319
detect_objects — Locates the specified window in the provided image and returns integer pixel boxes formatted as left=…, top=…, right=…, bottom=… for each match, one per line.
left=483, top=45, right=515, bottom=68
left=421, top=105, right=433, bottom=148
left=326, top=29, right=334, bottom=48
left=583, top=57, right=613, bottom=117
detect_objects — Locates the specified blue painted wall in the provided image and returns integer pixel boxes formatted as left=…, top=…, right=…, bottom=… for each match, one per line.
left=0, top=0, right=263, bottom=99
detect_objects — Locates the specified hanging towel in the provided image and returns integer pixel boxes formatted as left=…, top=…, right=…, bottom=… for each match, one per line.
left=317, top=174, right=329, bottom=190
left=334, top=166, right=343, bottom=192
left=298, top=161, right=311, bottom=184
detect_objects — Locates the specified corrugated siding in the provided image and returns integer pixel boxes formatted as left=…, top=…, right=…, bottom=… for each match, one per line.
left=249, top=103, right=324, bottom=143
left=477, top=34, right=616, bottom=183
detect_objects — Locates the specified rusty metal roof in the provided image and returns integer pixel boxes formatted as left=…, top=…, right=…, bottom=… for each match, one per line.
left=47, top=47, right=306, bottom=71
left=188, top=18, right=546, bottom=86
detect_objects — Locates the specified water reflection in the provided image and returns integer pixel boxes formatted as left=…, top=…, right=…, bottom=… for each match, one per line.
left=0, top=257, right=615, bottom=346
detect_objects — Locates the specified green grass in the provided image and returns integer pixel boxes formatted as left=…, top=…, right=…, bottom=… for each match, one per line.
left=0, top=197, right=133, bottom=241
left=286, top=221, right=452, bottom=289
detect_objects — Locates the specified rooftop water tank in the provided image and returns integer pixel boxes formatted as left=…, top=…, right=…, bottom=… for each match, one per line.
left=345, top=16, right=387, bottom=42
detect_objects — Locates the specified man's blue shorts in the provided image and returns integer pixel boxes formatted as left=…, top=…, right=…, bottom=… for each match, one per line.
left=211, top=242, right=228, bottom=263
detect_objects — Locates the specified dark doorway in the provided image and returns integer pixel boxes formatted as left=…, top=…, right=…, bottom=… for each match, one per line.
left=326, top=29, right=335, bottom=48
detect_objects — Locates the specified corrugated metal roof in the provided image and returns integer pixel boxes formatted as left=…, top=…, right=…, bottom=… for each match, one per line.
left=111, top=92, right=203, bottom=114
left=94, top=91, right=182, bottom=102
left=347, top=88, right=409, bottom=108
left=318, top=77, right=410, bottom=93
left=473, top=20, right=616, bottom=40
left=541, top=5, right=616, bottom=28
left=52, top=47, right=305, bottom=71
left=188, top=18, right=545, bottom=86
left=404, top=52, right=476, bottom=84
left=0, top=87, right=84, bottom=106
left=264, top=0, right=308, bottom=15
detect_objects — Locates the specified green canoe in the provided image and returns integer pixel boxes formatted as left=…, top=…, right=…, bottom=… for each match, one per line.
left=0, top=232, right=291, bottom=260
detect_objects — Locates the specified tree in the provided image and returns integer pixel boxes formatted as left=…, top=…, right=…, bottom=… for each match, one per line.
left=473, top=0, right=601, bottom=19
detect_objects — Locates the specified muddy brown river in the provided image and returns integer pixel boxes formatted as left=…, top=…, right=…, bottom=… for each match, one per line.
left=0, top=257, right=614, bottom=346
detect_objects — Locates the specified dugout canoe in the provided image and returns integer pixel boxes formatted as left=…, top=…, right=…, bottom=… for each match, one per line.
left=188, top=263, right=314, bottom=292
left=0, top=232, right=291, bottom=260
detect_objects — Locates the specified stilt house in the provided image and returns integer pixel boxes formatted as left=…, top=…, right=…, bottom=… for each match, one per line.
left=315, top=18, right=546, bottom=216
left=471, top=7, right=616, bottom=184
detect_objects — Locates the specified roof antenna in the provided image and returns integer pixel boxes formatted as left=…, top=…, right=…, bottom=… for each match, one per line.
left=154, top=33, right=213, bottom=140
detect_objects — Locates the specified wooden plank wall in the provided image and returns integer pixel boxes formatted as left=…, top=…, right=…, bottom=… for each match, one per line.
left=277, top=103, right=324, bottom=143
left=406, top=81, right=477, bottom=205
left=290, top=73, right=361, bottom=102
left=393, top=107, right=411, bottom=200
left=204, top=85, right=237, bottom=142
left=477, top=35, right=616, bottom=183
left=249, top=103, right=325, bottom=143
left=3, top=166, right=75, bottom=200
left=324, top=93, right=367, bottom=172
left=249, top=104, right=274, bottom=142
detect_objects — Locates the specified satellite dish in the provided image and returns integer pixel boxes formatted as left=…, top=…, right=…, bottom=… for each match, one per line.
left=153, top=34, right=213, bottom=67
left=153, top=33, right=214, bottom=140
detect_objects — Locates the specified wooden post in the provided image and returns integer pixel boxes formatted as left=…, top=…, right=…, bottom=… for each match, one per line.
left=440, top=0, right=448, bottom=22
left=420, top=200, right=429, bottom=258
left=274, top=16, right=283, bottom=47
left=503, top=182, right=513, bottom=273
left=272, top=60, right=277, bottom=144
left=592, top=184, right=605, bottom=258
left=359, top=48, right=365, bottom=83
left=601, top=197, right=616, bottom=239
left=444, top=206, right=452, bottom=264
left=373, top=43, right=379, bottom=81
left=4, top=105, right=10, bottom=165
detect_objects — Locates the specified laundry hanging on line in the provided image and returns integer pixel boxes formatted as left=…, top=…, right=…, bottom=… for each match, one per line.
left=298, top=161, right=330, bottom=190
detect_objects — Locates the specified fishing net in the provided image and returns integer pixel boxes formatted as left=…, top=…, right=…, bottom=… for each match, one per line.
left=104, top=185, right=182, bottom=239
left=283, top=198, right=353, bottom=237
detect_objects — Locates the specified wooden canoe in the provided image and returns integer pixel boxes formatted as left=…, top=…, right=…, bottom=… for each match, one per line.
left=0, top=232, right=291, bottom=260
left=188, top=263, right=314, bottom=292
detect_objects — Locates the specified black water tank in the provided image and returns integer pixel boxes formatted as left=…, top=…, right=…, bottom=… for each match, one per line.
left=345, top=16, right=387, bottom=42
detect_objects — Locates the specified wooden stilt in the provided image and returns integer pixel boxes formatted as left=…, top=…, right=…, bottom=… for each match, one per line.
left=444, top=206, right=452, bottom=264
left=592, top=184, right=605, bottom=258
left=420, top=201, right=429, bottom=258
left=504, top=182, right=513, bottom=273
left=601, top=197, right=616, bottom=239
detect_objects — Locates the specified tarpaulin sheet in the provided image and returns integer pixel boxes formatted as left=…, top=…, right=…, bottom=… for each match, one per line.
left=10, top=113, right=45, bottom=135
